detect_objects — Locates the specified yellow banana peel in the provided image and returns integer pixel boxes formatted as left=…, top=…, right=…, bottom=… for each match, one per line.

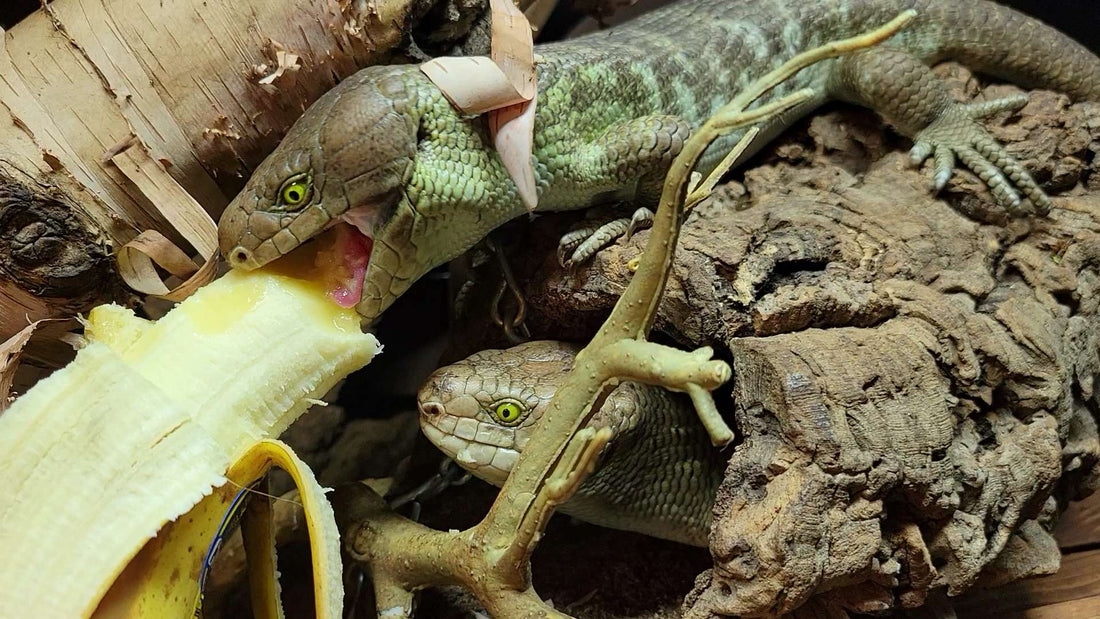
left=95, top=439, right=341, bottom=619
left=0, top=268, right=380, bottom=618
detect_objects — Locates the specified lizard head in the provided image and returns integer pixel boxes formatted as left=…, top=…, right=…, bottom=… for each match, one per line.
left=417, top=341, right=581, bottom=484
left=218, top=65, right=422, bottom=314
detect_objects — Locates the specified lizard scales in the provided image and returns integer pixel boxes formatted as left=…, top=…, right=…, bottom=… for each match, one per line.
left=417, top=341, right=725, bottom=546
left=218, top=0, right=1100, bottom=320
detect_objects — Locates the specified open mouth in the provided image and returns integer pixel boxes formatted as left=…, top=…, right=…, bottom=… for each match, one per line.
left=327, top=223, right=373, bottom=308
left=311, top=205, right=379, bottom=309
left=296, top=220, right=372, bottom=309
left=267, top=206, right=379, bottom=309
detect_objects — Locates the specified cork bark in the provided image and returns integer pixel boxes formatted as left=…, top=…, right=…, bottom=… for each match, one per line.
left=450, top=65, right=1100, bottom=617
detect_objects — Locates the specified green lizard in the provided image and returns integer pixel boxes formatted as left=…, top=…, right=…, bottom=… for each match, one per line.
left=417, top=340, right=725, bottom=546
left=217, top=0, right=1100, bottom=321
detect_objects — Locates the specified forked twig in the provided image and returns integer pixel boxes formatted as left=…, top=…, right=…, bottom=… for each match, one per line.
left=340, top=10, right=916, bottom=618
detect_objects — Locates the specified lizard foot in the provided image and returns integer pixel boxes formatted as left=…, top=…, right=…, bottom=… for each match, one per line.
left=909, top=95, right=1051, bottom=215
left=557, top=207, right=655, bottom=268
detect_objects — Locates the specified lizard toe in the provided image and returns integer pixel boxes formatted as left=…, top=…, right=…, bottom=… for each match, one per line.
left=624, top=207, right=655, bottom=240
left=962, top=94, right=1029, bottom=119
left=909, top=140, right=935, bottom=166
left=913, top=103, right=1049, bottom=217
left=955, top=145, right=1026, bottom=214
left=558, top=216, right=635, bottom=268
left=972, top=133, right=1051, bottom=214
left=932, top=146, right=956, bottom=191
left=558, top=227, right=595, bottom=267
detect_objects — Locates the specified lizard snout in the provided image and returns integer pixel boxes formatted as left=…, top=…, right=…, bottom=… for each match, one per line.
left=218, top=203, right=258, bottom=269
left=218, top=203, right=273, bottom=270
left=225, top=246, right=258, bottom=270
left=417, top=400, right=445, bottom=422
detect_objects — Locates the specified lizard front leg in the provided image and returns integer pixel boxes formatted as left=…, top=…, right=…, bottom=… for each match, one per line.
left=828, top=48, right=1050, bottom=215
left=555, top=115, right=690, bottom=267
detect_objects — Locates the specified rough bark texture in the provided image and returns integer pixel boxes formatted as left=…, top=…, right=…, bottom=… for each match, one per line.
left=422, top=64, right=1100, bottom=617
left=202, top=64, right=1098, bottom=618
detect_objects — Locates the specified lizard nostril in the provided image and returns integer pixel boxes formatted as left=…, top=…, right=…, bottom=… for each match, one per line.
left=230, top=248, right=251, bottom=268
left=419, top=401, right=445, bottom=419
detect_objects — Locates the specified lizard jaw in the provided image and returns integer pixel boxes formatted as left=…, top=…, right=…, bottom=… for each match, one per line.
left=418, top=402, right=520, bottom=485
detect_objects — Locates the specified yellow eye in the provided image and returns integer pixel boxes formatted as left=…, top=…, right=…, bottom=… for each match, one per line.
left=492, top=401, right=524, bottom=425
left=280, top=179, right=310, bottom=207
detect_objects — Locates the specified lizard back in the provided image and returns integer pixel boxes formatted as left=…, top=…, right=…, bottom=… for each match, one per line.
left=530, top=0, right=1100, bottom=209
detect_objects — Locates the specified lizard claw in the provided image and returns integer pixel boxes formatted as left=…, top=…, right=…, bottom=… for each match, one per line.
left=931, top=146, right=956, bottom=191
left=557, top=208, right=655, bottom=269
left=624, top=207, right=655, bottom=241
left=557, top=226, right=596, bottom=268
left=908, top=96, right=1050, bottom=216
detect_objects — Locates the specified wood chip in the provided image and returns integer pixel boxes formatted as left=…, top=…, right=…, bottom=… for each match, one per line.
left=489, top=0, right=536, bottom=102
left=420, top=56, right=530, bottom=114
left=420, top=0, right=535, bottom=113
left=489, top=98, right=538, bottom=210
left=257, top=50, right=301, bottom=85
left=1, top=322, right=42, bottom=414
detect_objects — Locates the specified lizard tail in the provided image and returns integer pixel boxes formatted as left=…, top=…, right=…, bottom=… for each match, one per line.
left=914, top=0, right=1100, bottom=101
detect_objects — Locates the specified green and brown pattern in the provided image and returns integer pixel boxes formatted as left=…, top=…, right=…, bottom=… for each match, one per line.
left=218, top=0, right=1100, bottom=321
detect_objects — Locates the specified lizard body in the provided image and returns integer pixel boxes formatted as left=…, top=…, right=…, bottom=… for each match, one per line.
left=417, top=340, right=724, bottom=546
left=218, top=0, right=1100, bottom=320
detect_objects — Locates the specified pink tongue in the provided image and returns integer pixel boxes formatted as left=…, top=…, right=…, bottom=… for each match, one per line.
left=330, top=231, right=373, bottom=308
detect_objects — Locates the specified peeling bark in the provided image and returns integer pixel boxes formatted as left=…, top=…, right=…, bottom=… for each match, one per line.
left=0, top=0, right=489, bottom=341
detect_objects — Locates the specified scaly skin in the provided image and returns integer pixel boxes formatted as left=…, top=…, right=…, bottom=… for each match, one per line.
left=416, top=341, right=725, bottom=546
left=217, top=0, right=1100, bottom=321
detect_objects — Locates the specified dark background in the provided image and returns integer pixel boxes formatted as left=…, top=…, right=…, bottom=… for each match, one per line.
left=0, top=0, right=35, bottom=28
left=1, top=1, right=1098, bottom=53
left=989, top=0, right=1100, bottom=53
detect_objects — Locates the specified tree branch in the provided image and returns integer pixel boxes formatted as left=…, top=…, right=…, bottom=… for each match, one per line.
left=342, top=10, right=918, bottom=617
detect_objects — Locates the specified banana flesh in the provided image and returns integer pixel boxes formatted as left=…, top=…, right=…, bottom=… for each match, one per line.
left=0, top=269, right=379, bottom=618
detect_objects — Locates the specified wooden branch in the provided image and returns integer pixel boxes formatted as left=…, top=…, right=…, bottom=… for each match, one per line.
left=341, top=12, right=917, bottom=618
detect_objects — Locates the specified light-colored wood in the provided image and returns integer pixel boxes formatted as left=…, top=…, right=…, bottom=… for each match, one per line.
left=955, top=549, right=1100, bottom=616
left=1004, top=596, right=1100, bottom=619
left=1056, top=492, right=1100, bottom=551
left=0, top=0, right=416, bottom=341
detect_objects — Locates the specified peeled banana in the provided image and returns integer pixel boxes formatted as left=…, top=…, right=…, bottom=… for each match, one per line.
left=0, top=268, right=379, bottom=618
